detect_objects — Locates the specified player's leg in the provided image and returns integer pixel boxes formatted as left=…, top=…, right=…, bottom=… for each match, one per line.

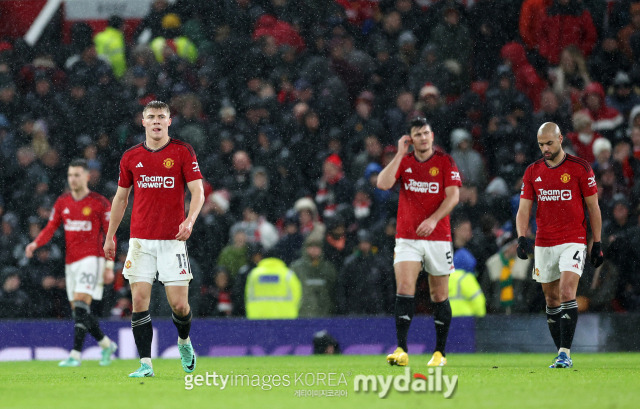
left=59, top=265, right=83, bottom=367
left=166, top=283, right=196, bottom=372
left=159, top=240, right=195, bottom=372
left=540, top=280, right=561, bottom=367
left=552, top=244, right=586, bottom=368
left=129, top=281, right=154, bottom=377
left=387, top=260, right=421, bottom=366
left=123, top=239, right=156, bottom=377
left=427, top=274, right=451, bottom=367
left=556, top=270, right=580, bottom=368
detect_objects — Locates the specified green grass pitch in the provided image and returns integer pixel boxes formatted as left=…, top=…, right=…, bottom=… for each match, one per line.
left=1, top=353, right=638, bottom=409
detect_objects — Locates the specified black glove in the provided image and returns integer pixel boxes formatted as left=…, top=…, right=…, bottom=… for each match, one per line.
left=590, top=241, right=604, bottom=268
left=516, top=236, right=530, bottom=260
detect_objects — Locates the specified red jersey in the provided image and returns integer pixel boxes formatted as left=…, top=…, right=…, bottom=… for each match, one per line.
left=394, top=151, right=462, bottom=241
left=118, top=138, right=203, bottom=240
left=520, top=154, right=597, bottom=246
left=35, top=192, right=111, bottom=264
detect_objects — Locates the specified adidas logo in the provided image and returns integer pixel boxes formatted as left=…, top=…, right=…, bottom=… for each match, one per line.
left=561, top=314, right=571, bottom=320
left=63, top=208, right=70, bottom=215
left=136, top=162, right=144, bottom=168
left=547, top=318, right=556, bottom=324
left=572, top=263, right=579, bottom=269
left=535, top=176, right=542, bottom=182
left=179, top=269, right=187, bottom=275
left=405, top=168, right=412, bottom=173
left=434, top=320, right=444, bottom=325
left=398, top=315, right=411, bottom=321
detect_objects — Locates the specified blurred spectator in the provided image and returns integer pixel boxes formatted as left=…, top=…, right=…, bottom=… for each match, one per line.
left=483, top=239, right=532, bottom=314
left=245, top=256, right=301, bottom=319
left=272, top=210, right=304, bottom=265
left=229, top=200, right=279, bottom=250
left=322, top=214, right=353, bottom=271
left=198, top=266, right=233, bottom=317
left=450, top=128, right=487, bottom=189
left=549, top=45, right=591, bottom=105
left=150, top=13, right=198, bottom=64
left=232, top=243, right=265, bottom=317
left=565, top=111, right=602, bottom=163
left=535, top=0, right=597, bottom=66
left=499, top=42, right=548, bottom=112
left=94, top=15, right=128, bottom=79
left=617, top=2, right=640, bottom=62
left=217, top=228, right=248, bottom=279
left=578, top=82, right=625, bottom=142
left=0, top=266, right=31, bottom=318
left=315, top=153, right=354, bottom=219
left=606, top=71, right=640, bottom=123
left=588, top=33, right=632, bottom=89
left=519, top=0, right=552, bottom=52
left=337, top=229, right=393, bottom=315
left=448, top=268, right=486, bottom=317
left=290, top=236, right=338, bottom=318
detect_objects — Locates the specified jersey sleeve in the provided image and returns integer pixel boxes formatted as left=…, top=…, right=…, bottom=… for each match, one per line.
left=118, top=153, right=133, bottom=188
left=394, top=155, right=407, bottom=181
left=34, top=198, right=63, bottom=247
left=520, top=165, right=535, bottom=200
left=444, top=155, right=462, bottom=187
left=580, top=164, right=598, bottom=197
left=182, top=144, right=203, bottom=183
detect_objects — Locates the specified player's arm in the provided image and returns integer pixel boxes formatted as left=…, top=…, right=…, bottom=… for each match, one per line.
left=377, top=135, right=411, bottom=190
left=584, top=193, right=602, bottom=243
left=416, top=185, right=459, bottom=237
left=25, top=203, right=62, bottom=258
left=584, top=193, right=604, bottom=267
left=176, top=178, right=205, bottom=241
left=103, top=186, right=131, bottom=260
left=100, top=199, right=115, bottom=284
left=515, top=198, right=533, bottom=238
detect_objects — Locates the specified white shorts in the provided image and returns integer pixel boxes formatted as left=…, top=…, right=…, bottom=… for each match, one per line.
left=533, top=243, right=587, bottom=283
left=123, top=238, right=192, bottom=286
left=393, top=239, right=454, bottom=276
left=65, top=256, right=105, bottom=301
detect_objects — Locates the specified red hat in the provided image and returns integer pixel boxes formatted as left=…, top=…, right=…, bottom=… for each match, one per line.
left=324, top=153, right=343, bottom=169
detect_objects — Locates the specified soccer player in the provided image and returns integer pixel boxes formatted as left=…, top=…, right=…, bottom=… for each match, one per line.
left=103, top=100, right=204, bottom=378
left=25, top=159, right=118, bottom=367
left=516, top=122, right=603, bottom=369
left=377, top=117, right=461, bottom=367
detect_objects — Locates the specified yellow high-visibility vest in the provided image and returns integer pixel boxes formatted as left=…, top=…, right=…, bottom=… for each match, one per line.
left=245, top=258, right=302, bottom=319
left=94, top=27, right=127, bottom=78
left=448, top=269, right=486, bottom=317
left=150, top=36, right=198, bottom=64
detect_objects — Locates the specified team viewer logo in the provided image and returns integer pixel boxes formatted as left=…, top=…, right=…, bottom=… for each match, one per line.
left=429, top=167, right=439, bottom=176
left=82, top=206, right=92, bottom=216
left=560, top=173, right=571, bottom=183
left=163, top=158, right=175, bottom=169
left=138, top=175, right=175, bottom=188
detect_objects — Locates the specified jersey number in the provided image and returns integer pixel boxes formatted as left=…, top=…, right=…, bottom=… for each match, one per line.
left=446, top=251, right=452, bottom=265
left=176, top=254, right=187, bottom=268
left=573, top=251, right=582, bottom=264
left=79, top=273, right=96, bottom=285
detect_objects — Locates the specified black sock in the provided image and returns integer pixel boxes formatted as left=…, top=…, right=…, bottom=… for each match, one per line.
left=546, top=305, right=562, bottom=350
left=131, top=311, right=153, bottom=358
left=560, top=300, right=578, bottom=350
left=433, top=299, right=452, bottom=356
left=395, top=294, right=415, bottom=352
left=172, top=310, right=192, bottom=340
left=74, top=301, right=105, bottom=342
left=72, top=310, right=88, bottom=352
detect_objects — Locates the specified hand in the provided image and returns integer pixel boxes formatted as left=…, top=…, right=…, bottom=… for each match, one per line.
left=398, top=134, right=412, bottom=155
left=176, top=219, right=194, bottom=241
left=25, top=242, right=37, bottom=258
left=103, top=268, right=115, bottom=285
left=590, top=241, right=604, bottom=268
left=516, top=236, right=531, bottom=260
left=103, top=236, right=116, bottom=260
left=416, top=218, right=437, bottom=237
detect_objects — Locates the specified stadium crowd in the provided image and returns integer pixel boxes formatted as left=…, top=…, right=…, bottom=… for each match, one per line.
left=2, top=0, right=640, bottom=320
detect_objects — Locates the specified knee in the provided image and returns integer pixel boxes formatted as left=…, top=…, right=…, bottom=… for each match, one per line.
left=544, top=293, right=560, bottom=307
left=132, top=293, right=149, bottom=310
left=430, top=288, right=448, bottom=303
left=171, top=301, right=190, bottom=316
left=560, top=286, right=576, bottom=303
